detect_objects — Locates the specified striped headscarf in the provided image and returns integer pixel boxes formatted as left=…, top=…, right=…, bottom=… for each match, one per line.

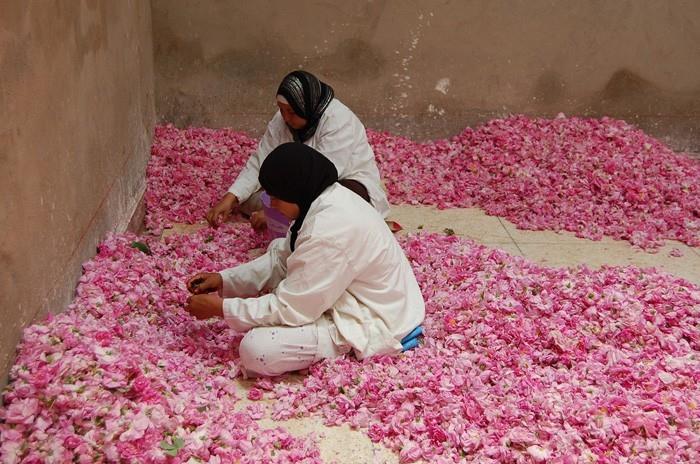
left=276, top=71, right=335, bottom=143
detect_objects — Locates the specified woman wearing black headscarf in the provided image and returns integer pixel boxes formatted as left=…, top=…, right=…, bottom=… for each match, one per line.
left=187, top=143, right=424, bottom=377
left=206, top=70, right=390, bottom=233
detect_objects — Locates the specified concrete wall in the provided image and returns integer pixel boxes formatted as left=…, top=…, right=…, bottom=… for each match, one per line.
left=0, top=1, right=155, bottom=386
left=153, top=0, right=700, bottom=152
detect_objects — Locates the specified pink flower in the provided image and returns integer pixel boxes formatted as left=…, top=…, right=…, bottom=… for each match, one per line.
left=669, top=248, right=684, bottom=257
left=399, top=442, right=423, bottom=463
left=63, top=435, right=82, bottom=449
left=118, top=411, right=151, bottom=441
left=130, top=374, right=150, bottom=394
left=247, top=388, right=263, bottom=401
left=4, top=398, right=38, bottom=425
left=427, top=425, right=448, bottom=444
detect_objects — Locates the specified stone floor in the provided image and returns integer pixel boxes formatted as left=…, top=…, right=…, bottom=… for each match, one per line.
left=163, top=206, right=699, bottom=463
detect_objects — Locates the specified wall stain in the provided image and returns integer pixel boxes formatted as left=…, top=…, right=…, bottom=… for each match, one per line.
left=0, top=252, right=17, bottom=325
left=0, top=129, right=17, bottom=166
left=208, top=39, right=293, bottom=82
left=152, top=22, right=206, bottom=78
left=159, top=90, right=211, bottom=128
left=71, top=0, right=109, bottom=67
left=602, top=69, right=657, bottom=101
left=585, top=68, right=700, bottom=116
left=532, top=70, right=565, bottom=105
left=316, top=38, right=386, bottom=81
left=358, top=0, right=389, bottom=37
left=0, top=40, right=30, bottom=109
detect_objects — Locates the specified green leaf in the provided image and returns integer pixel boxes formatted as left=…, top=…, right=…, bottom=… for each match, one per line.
left=204, top=235, right=214, bottom=243
left=417, top=224, right=424, bottom=229
left=443, top=228, right=455, bottom=236
left=160, top=436, right=185, bottom=457
left=130, top=241, right=152, bottom=255
left=160, top=440, right=176, bottom=451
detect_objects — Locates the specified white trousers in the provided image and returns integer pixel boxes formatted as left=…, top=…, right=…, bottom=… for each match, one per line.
left=238, top=315, right=351, bottom=377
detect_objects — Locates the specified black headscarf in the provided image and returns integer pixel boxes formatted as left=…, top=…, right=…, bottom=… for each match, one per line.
left=259, top=143, right=338, bottom=251
left=277, top=70, right=335, bottom=143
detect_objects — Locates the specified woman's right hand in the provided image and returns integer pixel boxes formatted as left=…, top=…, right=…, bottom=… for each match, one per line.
left=186, top=272, right=223, bottom=295
left=206, top=193, right=238, bottom=228
left=249, top=211, right=268, bottom=231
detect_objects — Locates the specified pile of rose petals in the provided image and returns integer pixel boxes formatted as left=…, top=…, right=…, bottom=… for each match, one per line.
left=0, top=225, right=321, bottom=464
left=145, top=125, right=258, bottom=234
left=146, top=117, right=700, bottom=250
left=271, top=233, right=700, bottom=463
left=369, top=115, right=700, bottom=250
left=2, top=226, right=699, bottom=463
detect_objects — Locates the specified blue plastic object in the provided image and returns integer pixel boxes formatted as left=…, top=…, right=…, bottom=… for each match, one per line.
left=401, top=326, right=423, bottom=343
left=401, top=325, right=423, bottom=351
left=402, top=337, right=421, bottom=351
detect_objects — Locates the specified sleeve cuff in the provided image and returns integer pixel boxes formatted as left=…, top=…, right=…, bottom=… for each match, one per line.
left=228, top=185, right=246, bottom=202
left=222, top=299, right=251, bottom=332
left=219, top=268, right=238, bottom=298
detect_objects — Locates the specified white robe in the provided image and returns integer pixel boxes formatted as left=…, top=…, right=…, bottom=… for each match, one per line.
left=228, top=99, right=390, bottom=218
left=220, top=183, right=424, bottom=359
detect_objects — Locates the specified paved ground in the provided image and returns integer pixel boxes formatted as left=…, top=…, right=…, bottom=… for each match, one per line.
left=163, top=206, right=699, bottom=463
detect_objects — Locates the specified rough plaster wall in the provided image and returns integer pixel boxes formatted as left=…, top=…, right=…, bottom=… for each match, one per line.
left=0, top=1, right=155, bottom=387
left=152, top=0, right=700, bottom=152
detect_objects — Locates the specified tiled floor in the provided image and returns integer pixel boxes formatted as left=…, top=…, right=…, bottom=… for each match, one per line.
left=390, top=205, right=700, bottom=287
left=164, top=205, right=699, bottom=462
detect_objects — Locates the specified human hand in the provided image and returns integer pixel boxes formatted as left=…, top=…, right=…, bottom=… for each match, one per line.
left=250, top=210, right=267, bottom=231
left=186, top=272, right=223, bottom=294
left=206, top=193, right=238, bottom=228
left=185, top=294, right=224, bottom=320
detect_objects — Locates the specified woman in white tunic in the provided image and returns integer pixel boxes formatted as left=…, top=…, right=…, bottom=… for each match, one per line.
left=187, top=143, right=424, bottom=377
left=206, top=70, right=390, bottom=230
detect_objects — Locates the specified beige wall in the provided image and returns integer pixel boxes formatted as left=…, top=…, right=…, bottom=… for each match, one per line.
left=0, top=1, right=154, bottom=386
left=153, top=0, right=700, bottom=152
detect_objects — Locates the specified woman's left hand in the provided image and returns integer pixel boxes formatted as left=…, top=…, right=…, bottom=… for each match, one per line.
left=185, top=294, right=224, bottom=320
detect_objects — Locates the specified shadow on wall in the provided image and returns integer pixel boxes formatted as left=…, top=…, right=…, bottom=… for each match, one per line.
left=585, top=68, right=700, bottom=116
left=527, top=67, right=700, bottom=117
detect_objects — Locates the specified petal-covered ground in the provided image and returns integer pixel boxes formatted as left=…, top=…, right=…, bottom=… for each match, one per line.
left=272, top=233, right=700, bottom=463
left=3, top=117, right=700, bottom=463
left=146, top=117, right=700, bottom=250
left=1, top=227, right=699, bottom=463
left=0, top=226, right=321, bottom=463
left=145, top=126, right=258, bottom=234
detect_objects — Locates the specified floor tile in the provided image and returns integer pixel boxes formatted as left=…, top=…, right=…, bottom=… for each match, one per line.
left=258, top=418, right=401, bottom=464
left=389, top=205, right=514, bottom=243
left=481, top=242, right=523, bottom=257
left=518, top=240, right=700, bottom=286
left=499, top=217, right=597, bottom=245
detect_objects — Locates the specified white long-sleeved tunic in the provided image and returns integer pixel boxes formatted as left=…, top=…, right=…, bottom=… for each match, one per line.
left=220, top=183, right=424, bottom=359
left=228, top=99, right=390, bottom=218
